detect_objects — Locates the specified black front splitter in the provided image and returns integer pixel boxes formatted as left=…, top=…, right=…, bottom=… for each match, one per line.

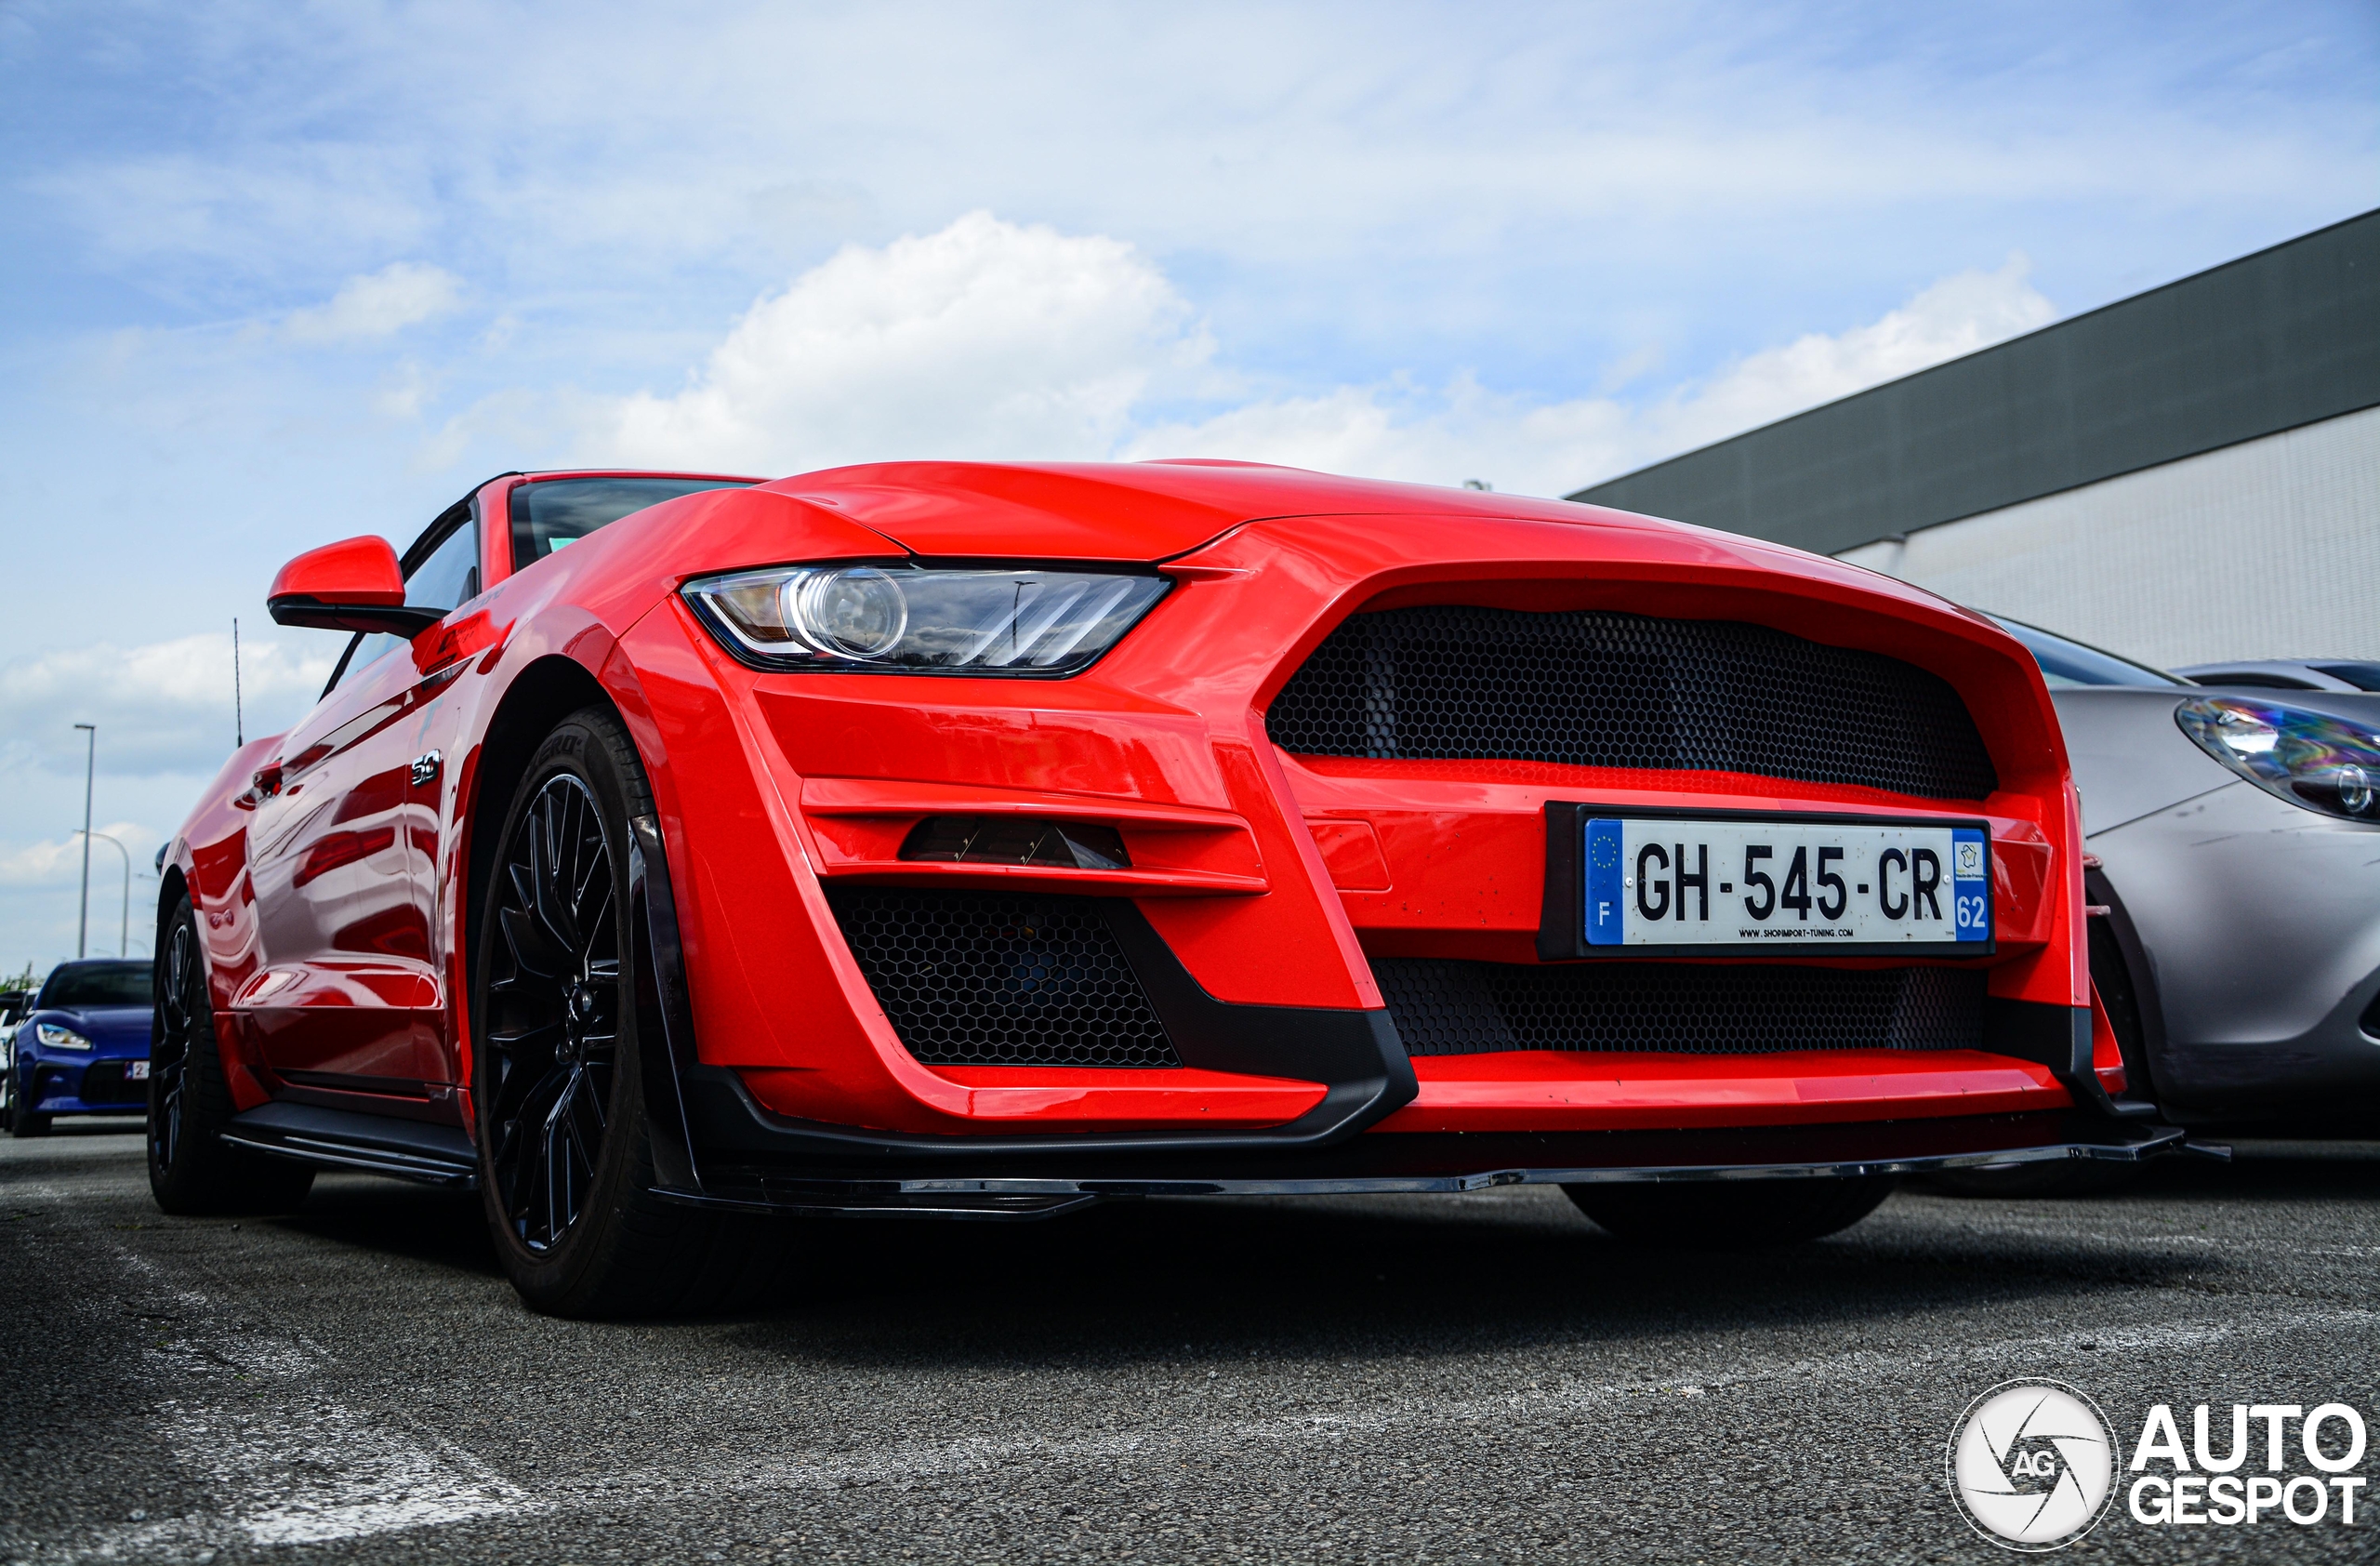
left=653, top=1110, right=2216, bottom=1221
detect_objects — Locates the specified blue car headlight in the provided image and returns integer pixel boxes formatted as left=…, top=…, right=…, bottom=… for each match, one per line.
left=683, top=564, right=1170, bottom=677
left=35, top=1022, right=93, bottom=1051
left=2176, top=697, right=2380, bottom=821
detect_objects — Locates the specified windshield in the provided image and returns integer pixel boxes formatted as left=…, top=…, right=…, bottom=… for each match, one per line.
left=36, top=961, right=152, bottom=1009
left=509, top=476, right=752, bottom=569
left=2312, top=661, right=2380, bottom=692
left=1988, top=616, right=2187, bottom=689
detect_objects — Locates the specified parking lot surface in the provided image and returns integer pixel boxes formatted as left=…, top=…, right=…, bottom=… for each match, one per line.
left=2, top=1125, right=2373, bottom=1564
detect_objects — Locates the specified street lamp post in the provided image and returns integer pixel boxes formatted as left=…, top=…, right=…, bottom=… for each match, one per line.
left=77, top=832, right=132, bottom=959
left=73, top=723, right=95, bottom=960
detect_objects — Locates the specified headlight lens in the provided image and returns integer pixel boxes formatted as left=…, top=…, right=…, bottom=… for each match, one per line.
left=2175, top=697, right=2380, bottom=820
left=35, top=1023, right=92, bottom=1051
left=683, top=564, right=1170, bottom=676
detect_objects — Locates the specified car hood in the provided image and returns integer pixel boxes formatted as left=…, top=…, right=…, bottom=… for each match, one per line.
left=764, top=459, right=1673, bottom=562
left=30, top=1004, right=150, bottom=1051
left=2050, top=686, right=2245, bottom=835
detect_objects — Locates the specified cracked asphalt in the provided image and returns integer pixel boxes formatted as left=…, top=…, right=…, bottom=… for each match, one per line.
left=3, top=1124, right=2374, bottom=1564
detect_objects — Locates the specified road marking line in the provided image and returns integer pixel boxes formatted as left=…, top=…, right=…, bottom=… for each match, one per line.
left=6, top=1183, right=538, bottom=1561
left=159, top=1403, right=533, bottom=1546
left=563, top=1306, right=2380, bottom=1504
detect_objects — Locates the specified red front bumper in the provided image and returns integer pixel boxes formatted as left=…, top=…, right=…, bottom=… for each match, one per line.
left=616, top=506, right=2091, bottom=1148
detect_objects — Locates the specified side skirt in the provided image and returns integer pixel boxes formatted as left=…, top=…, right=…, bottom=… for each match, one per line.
left=219, top=1101, right=478, bottom=1187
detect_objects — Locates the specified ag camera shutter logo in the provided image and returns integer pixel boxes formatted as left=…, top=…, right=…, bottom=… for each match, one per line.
left=1947, top=1380, right=2117, bottom=1551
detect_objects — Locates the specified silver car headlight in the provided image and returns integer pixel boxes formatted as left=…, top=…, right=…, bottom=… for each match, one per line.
left=35, top=1022, right=93, bottom=1051
left=2176, top=697, right=2380, bottom=820
left=683, top=564, right=1170, bottom=677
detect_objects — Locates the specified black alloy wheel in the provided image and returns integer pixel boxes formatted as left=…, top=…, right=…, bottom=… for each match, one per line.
left=151, top=912, right=202, bottom=1172
left=483, top=770, right=623, bottom=1254
left=147, top=894, right=313, bottom=1213
left=471, top=706, right=783, bottom=1318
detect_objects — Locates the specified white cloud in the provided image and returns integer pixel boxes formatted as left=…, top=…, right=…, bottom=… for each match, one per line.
left=372, top=359, right=441, bottom=421
left=1121, top=377, right=1630, bottom=499
left=284, top=261, right=463, bottom=344
left=592, top=211, right=1209, bottom=472
left=581, top=216, right=2051, bottom=498
left=0, top=632, right=339, bottom=778
left=1634, top=253, right=2056, bottom=459
left=1125, top=255, right=2055, bottom=497
left=0, top=823, right=160, bottom=889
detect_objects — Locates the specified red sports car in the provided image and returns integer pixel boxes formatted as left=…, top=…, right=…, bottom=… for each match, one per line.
left=151, top=461, right=2181, bottom=1316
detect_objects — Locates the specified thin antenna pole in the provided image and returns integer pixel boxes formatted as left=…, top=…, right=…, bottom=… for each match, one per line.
left=233, top=617, right=244, bottom=748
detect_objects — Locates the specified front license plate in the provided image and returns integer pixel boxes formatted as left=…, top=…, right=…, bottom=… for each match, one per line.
left=126, top=1059, right=150, bottom=1081
left=1580, top=814, right=1990, bottom=952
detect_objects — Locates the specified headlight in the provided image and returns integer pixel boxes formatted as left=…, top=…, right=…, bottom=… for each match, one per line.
left=2175, top=697, right=2380, bottom=820
left=683, top=564, right=1170, bottom=677
left=35, top=1023, right=92, bottom=1051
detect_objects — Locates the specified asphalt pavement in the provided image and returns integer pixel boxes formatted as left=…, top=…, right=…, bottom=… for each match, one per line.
left=2, top=1122, right=2373, bottom=1565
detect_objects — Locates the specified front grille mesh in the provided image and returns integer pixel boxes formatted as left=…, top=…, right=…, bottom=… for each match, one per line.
left=826, top=888, right=1179, bottom=1068
left=1267, top=606, right=1998, bottom=801
left=1374, top=958, right=1984, bottom=1056
left=75, top=1060, right=147, bottom=1105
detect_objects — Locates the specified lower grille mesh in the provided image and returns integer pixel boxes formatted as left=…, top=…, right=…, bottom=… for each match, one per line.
left=1374, top=958, right=1984, bottom=1056
left=826, top=888, right=1180, bottom=1068
left=75, top=1060, right=147, bottom=1105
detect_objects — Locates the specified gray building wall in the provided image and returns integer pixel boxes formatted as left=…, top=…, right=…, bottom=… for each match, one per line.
left=1570, top=209, right=2380, bottom=559
left=1836, top=404, right=2380, bottom=667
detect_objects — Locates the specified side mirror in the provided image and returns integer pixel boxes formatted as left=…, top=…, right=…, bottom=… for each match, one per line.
left=266, top=537, right=443, bottom=637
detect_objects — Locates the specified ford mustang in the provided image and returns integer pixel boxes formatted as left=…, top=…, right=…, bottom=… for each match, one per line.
left=150, top=462, right=2185, bottom=1315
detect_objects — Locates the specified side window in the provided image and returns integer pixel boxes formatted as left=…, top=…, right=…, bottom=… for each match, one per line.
left=328, top=631, right=403, bottom=695
left=405, top=519, right=481, bottom=616
left=325, top=519, right=482, bottom=696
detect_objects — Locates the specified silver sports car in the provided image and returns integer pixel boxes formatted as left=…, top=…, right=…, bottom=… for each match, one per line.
left=1994, top=618, right=2380, bottom=1134
left=2173, top=657, right=2380, bottom=694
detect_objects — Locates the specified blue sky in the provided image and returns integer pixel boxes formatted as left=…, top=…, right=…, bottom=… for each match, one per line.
left=1, top=0, right=2374, bottom=972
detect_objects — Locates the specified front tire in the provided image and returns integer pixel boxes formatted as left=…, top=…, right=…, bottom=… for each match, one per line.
left=1563, top=1174, right=1897, bottom=1248
left=148, top=896, right=315, bottom=1214
left=5, top=1057, right=49, bottom=1137
left=472, top=706, right=779, bottom=1318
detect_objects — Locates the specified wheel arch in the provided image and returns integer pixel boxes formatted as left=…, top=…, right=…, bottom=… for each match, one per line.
left=152, top=863, right=189, bottom=1045
left=2082, top=861, right=2168, bottom=1106
left=458, top=653, right=621, bottom=1119
left=154, top=864, right=189, bottom=950
left=456, top=647, right=709, bottom=1205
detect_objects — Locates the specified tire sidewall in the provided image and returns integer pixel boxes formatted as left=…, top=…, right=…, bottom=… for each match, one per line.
left=471, top=713, right=656, bottom=1307
left=150, top=897, right=193, bottom=1188
left=7, top=1058, right=46, bottom=1136
left=1566, top=1174, right=1897, bottom=1247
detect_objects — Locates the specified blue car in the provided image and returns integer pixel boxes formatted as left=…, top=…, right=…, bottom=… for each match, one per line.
left=4, top=960, right=153, bottom=1135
